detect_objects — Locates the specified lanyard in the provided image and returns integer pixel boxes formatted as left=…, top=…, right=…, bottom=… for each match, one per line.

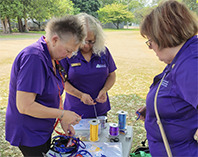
left=44, top=38, right=67, bottom=135
left=53, top=60, right=67, bottom=136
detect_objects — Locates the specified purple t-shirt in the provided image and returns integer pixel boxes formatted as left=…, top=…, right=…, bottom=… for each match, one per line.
left=60, top=47, right=117, bottom=118
left=5, top=36, right=64, bottom=147
left=146, top=35, right=198, bottom=156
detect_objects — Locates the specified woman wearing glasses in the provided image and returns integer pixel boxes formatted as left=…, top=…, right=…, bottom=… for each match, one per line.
left=60, top=13, right=117, bottom=118
left=5, top=15, right=85, bottom=156
left=136, top=0, right=198, bottom=156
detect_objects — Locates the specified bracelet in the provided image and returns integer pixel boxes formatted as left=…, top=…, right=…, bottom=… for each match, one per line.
left=59, top=110, right=65, bottom=121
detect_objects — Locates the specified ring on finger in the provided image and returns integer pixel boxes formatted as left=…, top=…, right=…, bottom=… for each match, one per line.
left=76, top=117, right=80, bottom=122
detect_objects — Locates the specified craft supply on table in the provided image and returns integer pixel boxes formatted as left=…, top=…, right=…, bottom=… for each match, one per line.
left=98, top=116, right=107, bottom=129
left=73, top=118, right=101, bottom=135
left=117, top=110, right=128, bottom=135
left=89, top=119, right=100, bottom=142
left=108, top=123, right=120, bottom=142
left=47, top=135, right=86, bottom=157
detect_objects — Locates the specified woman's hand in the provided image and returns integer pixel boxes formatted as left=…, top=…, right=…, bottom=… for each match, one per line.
left=60, top=110, right=81, bottom=136
left=95, top=89, right=107, bottom=103
left=136, top=106, right=146, bottom=121
left=80, top=93, right=96, bottom=105
left=60, top=123, right=75, bottom=136
left=61, top=110, right=81, bottom=125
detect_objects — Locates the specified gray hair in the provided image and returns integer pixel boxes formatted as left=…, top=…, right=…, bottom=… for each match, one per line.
left=45, top=15, right=86, bottom=44
left=73, top=13, right=106, bottom=56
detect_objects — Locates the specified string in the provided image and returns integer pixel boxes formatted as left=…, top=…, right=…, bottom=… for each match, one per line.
left=89, top=120, right=99, bottom=142
left=93, top=104, right=98, bottom=119
left=118, top=114, right=127, bottom=130
left=109, top=123, right=119, bottom=136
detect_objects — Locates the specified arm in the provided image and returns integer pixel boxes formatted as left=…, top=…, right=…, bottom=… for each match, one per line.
left=16, top=91, right=81, bottom=135
left=65, top=81, right=96, bottom=105
left=96, top=71, right=116, bottom=103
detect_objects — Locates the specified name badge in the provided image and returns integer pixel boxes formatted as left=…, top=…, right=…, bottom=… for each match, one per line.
left=71, top=63, right=81, bottom=67
left=96, top=64, right=106, bottom=68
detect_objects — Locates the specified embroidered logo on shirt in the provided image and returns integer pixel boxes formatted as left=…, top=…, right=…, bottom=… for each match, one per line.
left=71, top=63, right=81, bottom=67
left=96, top=64, right=106, bottom=68
left=161, top=80, right=169, bottom=87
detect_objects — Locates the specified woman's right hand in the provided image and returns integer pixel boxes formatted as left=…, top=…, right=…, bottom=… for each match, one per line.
left=136, top=106, right=146, bottom=121
left=62, top=110, right=81, bottom=125
left=60, top=110, right=81, bottom=136
left=80, top=93, right=96, bottom=105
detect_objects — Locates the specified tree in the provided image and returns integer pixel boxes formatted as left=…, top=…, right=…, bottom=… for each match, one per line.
left=25, top=0, right=73, bottom=30
left=49, top=0, right=75, bottom=17
left=72, top=0, right=100, bottom=17
left=27, top=0, right=75, bottom=30
left=98, top=0, right=117, bottom=7
left=0, top=0, right=23, bottom=33
left=133, top=6, right=153, bottom=24
left=98, top=3, right=134, bottom=29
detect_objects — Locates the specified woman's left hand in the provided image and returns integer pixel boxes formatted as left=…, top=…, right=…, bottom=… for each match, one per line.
left=96, top=89, right=107, bottom=103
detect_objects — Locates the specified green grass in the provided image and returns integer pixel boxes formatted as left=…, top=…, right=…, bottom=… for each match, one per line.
left=0, top=28, right=139, bottom=39
left=103, top=28, right=140, bottom=31
left=0, top=31, right=45, bottom=39
left=28, top=31, right=46, bottom=34
left=0, top=34, right=43, bottom=39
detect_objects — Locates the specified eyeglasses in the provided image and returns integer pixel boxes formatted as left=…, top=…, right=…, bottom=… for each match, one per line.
left=145, top=39, right=152, bottom=48
left=85, top=40, right=96, bottom=45
left=56, top=63, right=68, bottom=82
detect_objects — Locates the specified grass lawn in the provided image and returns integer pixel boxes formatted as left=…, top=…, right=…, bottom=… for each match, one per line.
left=0, top=30, right=165, bottom=156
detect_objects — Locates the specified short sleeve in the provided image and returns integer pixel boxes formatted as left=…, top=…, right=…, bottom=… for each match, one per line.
left=106, top=47, right=117, bottom=73
left=17, top=54, right=46, bottom=95
left=176, top=56, right=198, bottom=109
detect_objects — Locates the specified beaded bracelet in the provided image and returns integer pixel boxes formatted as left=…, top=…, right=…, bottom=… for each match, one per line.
left=59, top=110, right=65, bottom=121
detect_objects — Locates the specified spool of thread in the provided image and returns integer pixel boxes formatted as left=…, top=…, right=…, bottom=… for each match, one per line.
left=98, top=116, right=107, bottom=129
left=109, top=123, right=119, bottom=137
left=89, top=119, right=100, bottom=142
left=117, top=110, right=128, bottom=130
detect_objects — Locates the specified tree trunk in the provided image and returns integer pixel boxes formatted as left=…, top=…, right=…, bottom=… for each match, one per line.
left=117, top=22, right=119, bottom=29
left=7, top=17, right=12, bottom=33
left=1, top=18, right=9, bottom=33
left=24, top=19, right=29, bottom=32
left=18, top=17, right=24, bottom=32
left=32, top=19, right=41, bottom=30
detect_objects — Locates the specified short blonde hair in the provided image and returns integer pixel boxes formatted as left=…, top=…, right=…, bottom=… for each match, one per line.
left=45, top=15, right=86, bottom=44
left=74, top=13, right=106, bottom=56
left=140, top=0, right=198, bottom=50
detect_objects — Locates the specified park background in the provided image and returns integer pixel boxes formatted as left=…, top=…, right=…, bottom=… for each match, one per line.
left=0, top=0, right=198, bottom=156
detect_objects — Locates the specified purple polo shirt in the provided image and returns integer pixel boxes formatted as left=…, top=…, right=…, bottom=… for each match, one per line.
left=60, top=47, right=117, bottom=118
left=145, top=35, right=198, bottom=156
left=5, top=36, right=64, bottom=147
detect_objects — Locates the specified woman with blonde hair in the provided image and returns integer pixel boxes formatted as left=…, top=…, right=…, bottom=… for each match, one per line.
left=61, top=13, right=117, bottom=118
